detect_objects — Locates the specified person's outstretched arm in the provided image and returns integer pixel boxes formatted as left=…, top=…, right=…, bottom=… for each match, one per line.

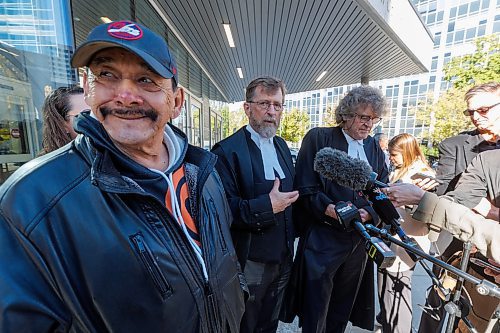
left=414, top=191, right=500, bottom=262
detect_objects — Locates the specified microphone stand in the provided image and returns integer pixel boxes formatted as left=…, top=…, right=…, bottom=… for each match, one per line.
left=380, top=223, right=451, bottom=300
left=377, top=223, right=461, bottom=331
left=377, top=221, right=486, bottom=332
left=362, top=177, right=452, bottom=298
left=364, top=224, right=500, bottom=300
left=367, top=223, right=498, bottom=332
left=443, top=241, right=474, bottom=333
left=381, top=225, right=476, bottom=332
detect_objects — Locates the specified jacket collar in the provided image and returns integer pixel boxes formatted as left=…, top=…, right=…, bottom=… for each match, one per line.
left=73, top=111, right=215, bottom=194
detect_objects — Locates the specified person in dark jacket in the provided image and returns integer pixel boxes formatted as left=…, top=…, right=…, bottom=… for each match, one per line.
left=212, top=77, right=298, bottom=333
left=0, top=20, right=245, bottom=333
left=292, top=85, right=389, bottom=332
left=373, top=132, right=390, bottom=169
left=418, top=81, right=500, bottom=332
left=435, top=82, right=500, bottom=196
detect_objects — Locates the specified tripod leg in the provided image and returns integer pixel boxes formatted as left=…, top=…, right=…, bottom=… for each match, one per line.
left=444, top=241, right=475, bottom=333
left=484, top=304, right=499, bottom=333
left=461, top=316, right=479, bottom=333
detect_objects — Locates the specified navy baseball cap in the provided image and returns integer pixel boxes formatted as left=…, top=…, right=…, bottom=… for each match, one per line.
left=71, top=20, right=178, bottom=84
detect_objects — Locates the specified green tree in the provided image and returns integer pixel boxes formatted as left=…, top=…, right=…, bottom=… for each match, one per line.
left=443, top=35, right=500, bottom=89
left=221, top=105, right=247, bottom=137
left=418, top=88, right=473, bottom=146
left=278, top=108, right=310, bottom=143
left=323, top=106, right=338, bottom=127
left=221, top=105, right=230, bottom=137
left=420, top=34, right=499, bottom=145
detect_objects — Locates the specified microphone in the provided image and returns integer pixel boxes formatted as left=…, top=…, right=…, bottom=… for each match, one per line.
left=314, top=147, right=372, bottom=191
left=364, top=176, right=441, bottom=243
left=334, top=201, right=396, bottom=268
left=314, top=147, right=441, bottom=243
left=314, top=147, right=400, bottom=224
left=314, top=147, right=386, bottom=190
left=315, top=149, right=448, bottom=289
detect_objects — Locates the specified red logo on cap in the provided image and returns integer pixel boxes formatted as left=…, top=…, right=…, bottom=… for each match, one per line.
left=107, top=21, right=143, bottom=40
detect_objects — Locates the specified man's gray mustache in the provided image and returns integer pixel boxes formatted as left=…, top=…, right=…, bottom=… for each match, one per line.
left=100, top=107, right=159, bottom=122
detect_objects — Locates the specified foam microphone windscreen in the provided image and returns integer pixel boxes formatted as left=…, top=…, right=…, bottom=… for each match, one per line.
left=314, top=147, right=372, bottom=191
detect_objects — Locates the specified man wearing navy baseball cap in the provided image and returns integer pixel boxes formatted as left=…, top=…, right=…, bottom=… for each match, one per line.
left=0, top=20, right=246, bottom=333
left=71, top=20, right=179, bottom=84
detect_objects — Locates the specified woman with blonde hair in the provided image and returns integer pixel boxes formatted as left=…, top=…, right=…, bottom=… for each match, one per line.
left=376, top=133, right=435, bottom=333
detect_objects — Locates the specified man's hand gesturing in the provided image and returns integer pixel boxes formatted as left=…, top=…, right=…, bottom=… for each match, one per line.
left=269, top=178, right=299, bottom=213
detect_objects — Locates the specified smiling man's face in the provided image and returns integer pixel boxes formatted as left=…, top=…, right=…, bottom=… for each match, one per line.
left=83, top=47, right=183, bottom=151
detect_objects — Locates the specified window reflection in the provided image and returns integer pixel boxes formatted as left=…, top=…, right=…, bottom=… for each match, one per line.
left=192, top=104, right=201, bottom=147
left=0, top=0, right=76, bottom=183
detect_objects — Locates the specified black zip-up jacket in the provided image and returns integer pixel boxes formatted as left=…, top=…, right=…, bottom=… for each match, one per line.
left=0, top=113, right=246, bottom=332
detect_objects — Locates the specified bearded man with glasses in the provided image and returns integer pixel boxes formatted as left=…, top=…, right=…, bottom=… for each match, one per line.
left=212, top=76, right=298, bottom=333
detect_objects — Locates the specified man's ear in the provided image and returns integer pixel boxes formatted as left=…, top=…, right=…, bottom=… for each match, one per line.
left=82, top=70, right=101, bottom=119
left=83, top=71, right=89, bottom=98
left=171, top=87, right=185, bottom=120
left=243, top=102, right=251, bottom=117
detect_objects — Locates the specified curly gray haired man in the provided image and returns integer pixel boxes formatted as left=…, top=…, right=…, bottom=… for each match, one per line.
left=335, top=85, right=387, bottom=126
left=291, top=85, right=389, bottom=332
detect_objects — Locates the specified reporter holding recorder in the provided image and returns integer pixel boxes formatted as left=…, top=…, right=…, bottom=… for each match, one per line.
left=384, top=163, right=500, bottom=333
left=383, top=149, right=500, bottom=263
left=416, top=82, right=500, bottom=333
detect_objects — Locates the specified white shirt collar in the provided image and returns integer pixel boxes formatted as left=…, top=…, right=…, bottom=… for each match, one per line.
left=342, top=128, right=368, bottom=162
left=246, top=124, right=274, bottom=145
left=342, top=128, right=364, bottom=146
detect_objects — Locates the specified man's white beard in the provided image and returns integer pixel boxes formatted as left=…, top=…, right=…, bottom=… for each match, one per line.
left=257, top=125, right=277, bottom=139
left=249, top=110, right=279, bottom=138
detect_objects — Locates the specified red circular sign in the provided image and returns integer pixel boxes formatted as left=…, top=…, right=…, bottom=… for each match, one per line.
left=107, top=21, right=143, bottom=40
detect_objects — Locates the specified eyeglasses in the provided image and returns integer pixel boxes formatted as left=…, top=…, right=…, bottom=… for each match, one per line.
left=353, top=113, right=382, bottom=124
left=247, top=101, right=285, bottom=112
left=463, top=102, right=500, bottom=116
left=88, top=69, right=167, bottom=93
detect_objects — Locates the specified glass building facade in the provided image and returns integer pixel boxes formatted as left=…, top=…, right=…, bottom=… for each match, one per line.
left=0, top=0, right=227, bottom=183
left=0, top=0, right=76, bottom=183
left=284, top=0, right=500, bottom=140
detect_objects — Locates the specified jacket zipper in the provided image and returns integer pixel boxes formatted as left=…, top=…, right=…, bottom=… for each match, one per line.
left=196, top=167, right=227, bottom=333
left=147, top=201, right=207, bottom=282
left=149, top=199, right=221, bottom=333
left=141, top=158, right=223, bottom=331
left=208, top=198, right=228, bottom=252
left=204, top=282, right=222, bottom=333
left=131, top=233, right=172, bottom=299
